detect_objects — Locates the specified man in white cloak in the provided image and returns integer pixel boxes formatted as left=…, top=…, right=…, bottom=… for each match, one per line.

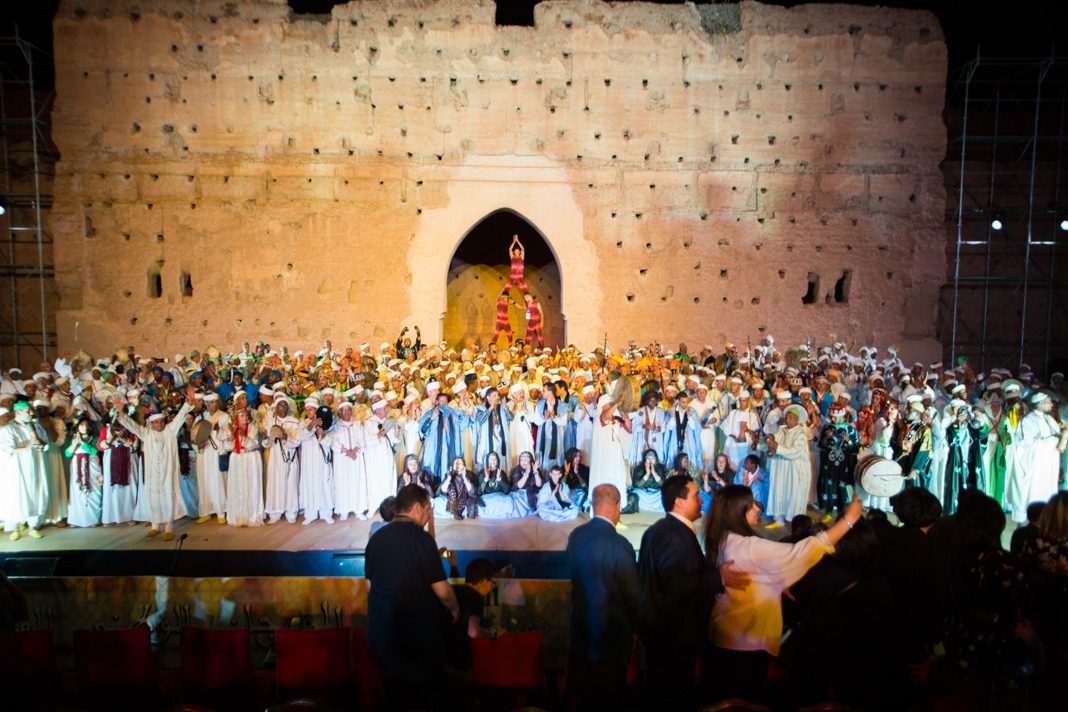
left=765, top=404, right=812, bottom=527
left=0, top=402, right=49, bottom=539
left=195, top=393, right=231, bottom=524
left=1008, top=392, right=1063, bottom=523
left=113, top=387, right=196, bottom=539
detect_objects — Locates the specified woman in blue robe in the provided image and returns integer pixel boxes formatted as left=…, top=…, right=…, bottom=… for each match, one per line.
left=477, top=452, right=519, bottom=519
left=631, top=448, right=668, bottom=513
left=509, top=451, right=543, bottom=516
left=532, top=386, right=571, bottom=471
left=472, top=389, right=513, bottom=471
left=536, top=465, right=581, bottom=522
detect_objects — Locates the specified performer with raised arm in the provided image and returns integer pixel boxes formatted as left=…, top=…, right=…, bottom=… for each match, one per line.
left=523, top=293, right=546, bottom=348
left=113, top=386, right=196, bottom=540
left=505, top=234, right=528, bottom=294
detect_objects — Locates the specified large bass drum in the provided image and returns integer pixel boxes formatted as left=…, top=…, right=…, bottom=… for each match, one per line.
left=856, top=454, right=904, bottom=499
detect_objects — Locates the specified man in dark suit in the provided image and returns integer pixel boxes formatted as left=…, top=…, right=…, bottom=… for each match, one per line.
left=639, top=475, right=749, bottom=712
left=567, top=484, right=644, bottom=712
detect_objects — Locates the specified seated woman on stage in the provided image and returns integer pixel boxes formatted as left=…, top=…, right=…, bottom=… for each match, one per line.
left=536, top=465, right=581, bottom=522
left=562, top=447, right=589, bottom=509
left=225, top=407, right=265, bottom=527
left=433, top=457, right=479, bottom=521
left=400, top=453, right=437, bottom=498
left=509, top=451, right=543, bottom=516
left=477, top=452, right=519, bottom=519
left=631, top=448, right=669, bottom=512
left=700, top=453, right=736, bottom=513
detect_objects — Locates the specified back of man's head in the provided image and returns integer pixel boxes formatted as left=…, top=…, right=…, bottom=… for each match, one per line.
left=464, top=557, right=498, bottom=586
left=395, top=484, right=429, bottom=516
left=791, top=514, right=812, bottom=535
left=379, top=496, right=397, bottom=523
left=591, top=484, right=621, bottom=517
left=1027, top=501, right=1046, bottom=525
left=660, top=474, right=692, bottom=513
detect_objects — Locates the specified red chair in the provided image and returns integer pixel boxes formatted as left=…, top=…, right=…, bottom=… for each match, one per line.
left=275, top=627, right=352, bottom=694
left=180, top=626, right=254, bottom=693
left=352, top=627, right=384, bottom=709
left=472, top=630, right=545, bottom=688
left=74, top=626, right=158, bottom=691
left=0, top=628, right=57, bottom=668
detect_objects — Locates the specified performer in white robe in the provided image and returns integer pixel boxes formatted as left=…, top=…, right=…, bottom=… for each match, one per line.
left=363, top=399, right=399, bottom=516
left=65, top=416, right=103, bottom=528
left=1, top=403, right=49, bottom=538
left=331, top=401, right=371, bottom=520
left=194, top=393, right=231, bottom=524
left=587, top=395, right=631, bottom=507
left=691, top=384, right=720, bottom=471
left=114, top=389, right=195, bottom=539
left=571, top=386, right=599, bottom=465
left=261, top=397, right=301, bottom=524
left=39, top=407, right=69, bottom=526
left=629, top=392, right=667, bottom=464
left=536, top=467, right=581, bottom=522
left=1008, top=393, right=1063, bottom=523
left=224, top=409, right=264, bottom=527
left=298, top=411, right=336, bottom=526
left=765, top=404, right=812, bottom=526
left=507, top=384, right=536, bottom=469
left=98, top=422, right=139, bottom=525
left=719, top=392, right=761, bottom=471
left=400, top=394, right=423, bottom=461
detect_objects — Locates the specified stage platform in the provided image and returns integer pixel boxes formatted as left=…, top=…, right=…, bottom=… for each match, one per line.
left=0, top=510, right=668, bottom=579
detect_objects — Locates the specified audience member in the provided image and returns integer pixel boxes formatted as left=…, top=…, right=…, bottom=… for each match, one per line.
left=1010, top=500, right=1045, bottom=557
left=1018, top=492, right=1067, bottom=655
left=566, top=484, right=643, bottom=712
left=639, top=475, right=749, bottom=712
left=445, top=558, right=502, bottom=675
left=701, top=485, right=862, bottom=703
left=365, top=484, right=459, bottom=712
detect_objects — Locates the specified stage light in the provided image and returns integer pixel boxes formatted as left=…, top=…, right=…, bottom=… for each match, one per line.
left=991, top=211, right=1004, bottom=231
left=0, top=205, right=6, bottom=216
left=1060, top=215, right=1068, bottom=231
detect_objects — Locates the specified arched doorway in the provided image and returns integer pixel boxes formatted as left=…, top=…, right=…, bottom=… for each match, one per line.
left=444, top=209, right=564, bottom=350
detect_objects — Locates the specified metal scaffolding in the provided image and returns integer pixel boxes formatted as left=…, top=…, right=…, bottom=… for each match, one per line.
left=939, top=50, right=1068, bottom=379
left=0, top=30, right=57, bottom=370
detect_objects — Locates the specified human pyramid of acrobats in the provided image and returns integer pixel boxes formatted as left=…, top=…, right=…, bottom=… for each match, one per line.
left=1, top=235, right=1065, bottom=539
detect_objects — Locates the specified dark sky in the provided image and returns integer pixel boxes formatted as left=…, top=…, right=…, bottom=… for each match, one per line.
left=1, top=0, right=1055, bottom=84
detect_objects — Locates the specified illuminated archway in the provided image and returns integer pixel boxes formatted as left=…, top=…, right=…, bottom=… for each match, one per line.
left=444, top=209, right=563, bottom=350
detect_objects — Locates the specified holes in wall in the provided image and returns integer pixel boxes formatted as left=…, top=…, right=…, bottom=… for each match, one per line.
left=779, top=270, right=786, bottom=280
left=148, top=269, right=162, bottom=299
left=181, top=271, right=193, bottom=298
left=751, top=297, right=761, bottom=305
left=802, top=273, right=820, bottom=304
left=719, top=269, right=728, bottom=279
left=626, top=294, right=635, bottom=302
left=833, top=270, right=852, bottom=303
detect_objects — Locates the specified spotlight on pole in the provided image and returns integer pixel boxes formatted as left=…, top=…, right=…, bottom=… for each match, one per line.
left=1060, top=214, right=1068, bottom=231
left=991, top=211, right=1004, bottom=231
left=0, top=204, right=6, bottom=216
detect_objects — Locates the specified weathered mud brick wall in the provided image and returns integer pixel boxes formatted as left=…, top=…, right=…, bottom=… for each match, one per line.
left=49, top=0, right=947, bottom=359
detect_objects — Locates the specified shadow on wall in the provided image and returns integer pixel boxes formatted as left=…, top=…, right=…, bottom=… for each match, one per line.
left=445, top=261, right=562, bottom=351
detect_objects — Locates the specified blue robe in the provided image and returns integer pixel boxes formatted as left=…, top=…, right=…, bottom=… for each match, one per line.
left=662, top=406, right=704, bottom=470
left=418, top=405, right=472, bottom=483
left=630, top=406, right=668, bottom=464
left=536, top=481, right=581, bottom=522
left=472, top=402, right=514, bottom=471
left=733, top=467, right=770, bottom=513
left=563, top=394, right=581, bottom=453
left=532, top=398, right=571, bottom=471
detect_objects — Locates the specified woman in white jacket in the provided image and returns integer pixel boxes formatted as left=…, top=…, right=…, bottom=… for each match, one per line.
left=702, top=484, right=863, bottom=701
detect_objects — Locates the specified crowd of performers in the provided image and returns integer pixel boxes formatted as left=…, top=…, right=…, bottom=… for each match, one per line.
left=2, top=330, right=1064, bottom=540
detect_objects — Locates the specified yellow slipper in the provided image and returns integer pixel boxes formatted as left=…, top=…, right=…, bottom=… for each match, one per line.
left=163, top=532, right=174, bottom=541
left=18, top=524, right=27, bottom=531
left=196, top=516, right=211, bottom=524
left=821, top=513, right=834, bottom=524
left=765, top=522, right=783, bottom=529
left=615, top=522, right=628, bottom=530
left=217, top=517, right=226, bottom=524
left=28, top=529, right=42, bottom=539
left=8, top=531, right=19, bottom=541
left=145, top=529, right=160, bottom=538
left=54, top=521, right=67, bottom=528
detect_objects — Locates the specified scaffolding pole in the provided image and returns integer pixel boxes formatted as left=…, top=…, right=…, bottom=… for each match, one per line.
left=0, top=29, right=56, bottom=370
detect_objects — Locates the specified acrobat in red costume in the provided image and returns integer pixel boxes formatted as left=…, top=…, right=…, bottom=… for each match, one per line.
left=505, top=234, right=528, bottom=293
left=524, top=293, right=545, bottom=348
left=492, top=289, right=515, bottom=346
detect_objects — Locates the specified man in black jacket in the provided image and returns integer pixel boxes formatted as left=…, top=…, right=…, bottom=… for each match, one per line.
left=639, top=475, right=749, bottom=712
left=567, top=484, right=643, bottom=712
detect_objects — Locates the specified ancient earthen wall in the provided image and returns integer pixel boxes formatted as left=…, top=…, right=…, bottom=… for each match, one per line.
left=49, top=0, right=947, bottom=360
